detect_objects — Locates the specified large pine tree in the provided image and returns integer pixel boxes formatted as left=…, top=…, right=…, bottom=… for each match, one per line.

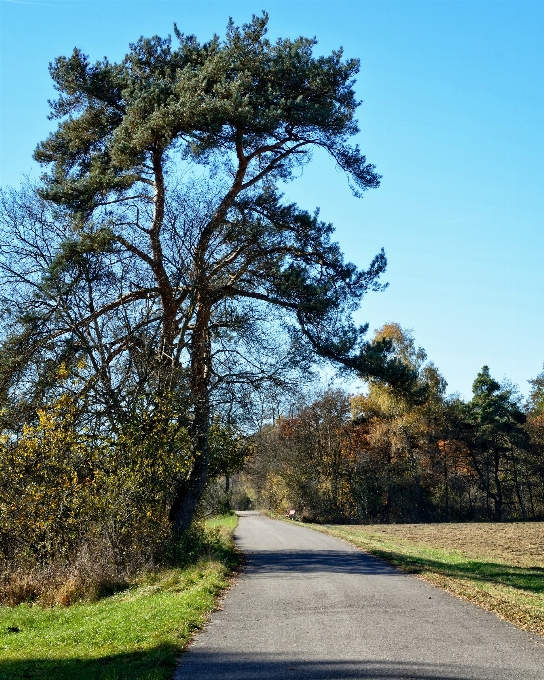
left=1, top=14, right=417, bottom=532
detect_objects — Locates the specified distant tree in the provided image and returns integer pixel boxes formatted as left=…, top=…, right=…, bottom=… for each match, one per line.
left=351, top=323, right=445, bottom=521
left=463, top=367, right=527, bottom=520
left=0, top=15, right=418, bottom=533
left=523, top=366, right=544, bottom=515
left=249, top=389, right=355, bottom=521
left=249, top=325, right=449, bottom=523
left=528, top=366, right=544, bottom=416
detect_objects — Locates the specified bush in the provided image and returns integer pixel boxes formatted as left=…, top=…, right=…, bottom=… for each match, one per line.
left=0, top=393, right=197, bottom=605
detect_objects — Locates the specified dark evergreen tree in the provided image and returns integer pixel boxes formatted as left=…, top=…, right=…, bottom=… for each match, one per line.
left=463, top=366, right=527, bottom=519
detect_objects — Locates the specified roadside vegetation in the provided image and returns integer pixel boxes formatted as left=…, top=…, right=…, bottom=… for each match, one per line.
left=244, top=324, right=544, bottom=524
left=0, top=515, right=238, bottom=680
left=311, top=522, right=544, bottom=638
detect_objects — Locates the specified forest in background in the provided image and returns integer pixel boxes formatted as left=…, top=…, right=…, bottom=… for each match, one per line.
left=223, top=323, right=544, bottom=524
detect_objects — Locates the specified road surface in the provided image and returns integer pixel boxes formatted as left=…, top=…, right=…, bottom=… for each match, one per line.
left=175, top=513, right=544, bottom=679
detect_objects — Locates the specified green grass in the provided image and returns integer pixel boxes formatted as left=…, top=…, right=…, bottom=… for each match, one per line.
left=0, top=515, right=238, bottom=680
left=310, top=523, right=544, bottom=637
left=204, top=512, right=238, bottom=533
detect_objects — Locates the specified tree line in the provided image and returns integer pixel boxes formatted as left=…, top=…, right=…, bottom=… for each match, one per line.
left=245, top=323, right=544, bottom=523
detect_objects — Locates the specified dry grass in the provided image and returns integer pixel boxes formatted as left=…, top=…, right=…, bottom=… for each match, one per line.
left=311, top=522, right=544, bottom=639
left=0, top=515, right=239, bottom=680
left=0, top=542, right=133, bottom=607
left=0, top=517, right=240, bottom=607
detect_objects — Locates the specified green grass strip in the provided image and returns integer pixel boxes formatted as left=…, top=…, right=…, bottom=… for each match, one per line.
left=0, top=515, right=238, bottom=680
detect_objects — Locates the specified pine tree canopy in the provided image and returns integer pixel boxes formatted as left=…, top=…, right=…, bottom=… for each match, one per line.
left=35, top=13, right=379, bottom=212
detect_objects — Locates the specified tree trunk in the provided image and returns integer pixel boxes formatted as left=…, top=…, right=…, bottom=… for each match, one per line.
left=404, top=429, right=422, bottom=521
left=493, top=450, right=503, bottom=521
left=384, top=448, right=392, bottom=522
left=513, top=451, right=527, bottom=520
left=444, top=451, right=449, bottom=521
left=170, top=300, right=212, bottom=535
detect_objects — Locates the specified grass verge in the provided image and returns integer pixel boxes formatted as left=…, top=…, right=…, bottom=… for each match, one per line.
left=0, top=514, right=238, bottom=680
left=308, top=522, right=544, bottom=639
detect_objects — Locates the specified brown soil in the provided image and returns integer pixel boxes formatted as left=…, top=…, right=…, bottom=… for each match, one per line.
left=339, top=522, right=544, bottom=567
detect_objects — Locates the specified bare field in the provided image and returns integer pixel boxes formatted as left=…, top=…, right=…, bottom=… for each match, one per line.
left=346, top=522, right=544, bottom=569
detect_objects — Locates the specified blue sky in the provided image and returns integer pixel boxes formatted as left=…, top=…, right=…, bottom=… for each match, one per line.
left=1, top=0, right=543, bottom=399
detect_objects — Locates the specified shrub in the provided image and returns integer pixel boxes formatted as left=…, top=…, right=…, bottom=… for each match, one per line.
left=0, top=393, right=196, bottom=605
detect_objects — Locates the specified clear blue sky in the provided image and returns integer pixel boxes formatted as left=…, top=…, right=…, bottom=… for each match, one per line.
left=1, top=0, right=543, bottom=399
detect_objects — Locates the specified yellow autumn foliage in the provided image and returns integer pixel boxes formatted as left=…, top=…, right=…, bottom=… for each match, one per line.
left=0, top=393, right=193, bottom=568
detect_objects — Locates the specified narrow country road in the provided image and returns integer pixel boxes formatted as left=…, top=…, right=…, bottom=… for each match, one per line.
left=175, top=514, right=544, bottom=679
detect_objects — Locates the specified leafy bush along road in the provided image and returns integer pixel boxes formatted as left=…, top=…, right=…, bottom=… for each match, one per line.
left=0, top=515, right=238, bottom=680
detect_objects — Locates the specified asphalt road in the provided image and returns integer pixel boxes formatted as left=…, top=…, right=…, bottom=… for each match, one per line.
left=175, top=513, right=544, bottom=679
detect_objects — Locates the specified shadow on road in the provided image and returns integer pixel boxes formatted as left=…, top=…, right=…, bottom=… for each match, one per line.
left=244, top=549, right=399, bottom=576
left=176, top=653, right=510, bottom=679
left=351, top=547, right=544, bottom=595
